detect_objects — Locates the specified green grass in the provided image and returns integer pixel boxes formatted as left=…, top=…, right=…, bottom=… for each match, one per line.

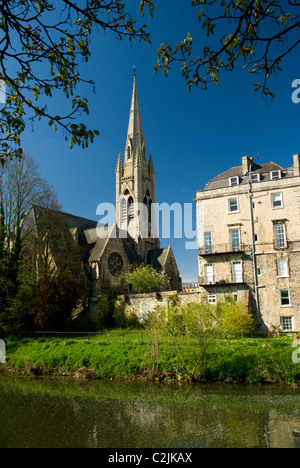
left=2, top=333, right=300, bottom=385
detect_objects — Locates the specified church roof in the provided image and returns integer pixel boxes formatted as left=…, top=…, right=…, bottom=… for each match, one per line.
left=147, top=248, right=169, bottom=271
left=86, top=237, right=108, bottom=263
left=122, top=236, right=140, bottom=262
left=22, top=206, right=99, bottom=239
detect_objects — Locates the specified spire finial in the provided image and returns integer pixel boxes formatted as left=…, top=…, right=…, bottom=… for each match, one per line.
left=133, top=65, right=136, bottom=78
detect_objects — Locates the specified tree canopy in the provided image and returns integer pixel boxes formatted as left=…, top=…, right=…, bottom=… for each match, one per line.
left=1, top=1, right=299, bottom=162
left=122, top=264, right=169, bottom=294
left=155, top=1, right=300, bottom=98
left=0, top=0, right=154, bottom=161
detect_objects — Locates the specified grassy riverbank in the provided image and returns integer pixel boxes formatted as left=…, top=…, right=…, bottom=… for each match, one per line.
left=2, top=332, right=300, bottom=385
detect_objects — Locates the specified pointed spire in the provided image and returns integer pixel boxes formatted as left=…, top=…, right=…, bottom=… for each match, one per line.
left=125, top=75, right=146, bottom=164
left=149, top=155, right=155, bottom=174
left=116, top=153, right=123, bottom=173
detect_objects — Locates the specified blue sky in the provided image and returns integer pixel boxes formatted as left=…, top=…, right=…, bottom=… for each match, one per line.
left=19, top=1, right=300, bottom=282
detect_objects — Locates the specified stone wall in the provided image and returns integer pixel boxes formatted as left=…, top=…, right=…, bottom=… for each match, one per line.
left=114, top=288, right=250, bottom=323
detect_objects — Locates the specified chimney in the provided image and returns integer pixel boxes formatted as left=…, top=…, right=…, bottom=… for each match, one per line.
left=242, top=156, right=251, bottom=175
left=293, top=154, right=300, bottom=176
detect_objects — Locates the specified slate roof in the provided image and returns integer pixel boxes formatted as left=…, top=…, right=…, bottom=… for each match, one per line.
left=24, top=207, right=168, bottom=270
left=86, top=236, right=108, bottom=263
left=147, top=248, right=169, bottom=271
left=122, top=236, right=140, bottom=263
left=23, top=206, right=107, bottom=262
left=24, top=206, right=98, bottom=232
left=205, top=162, right=292, bottom=191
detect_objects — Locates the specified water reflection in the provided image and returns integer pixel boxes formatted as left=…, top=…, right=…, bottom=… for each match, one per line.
left=0, top=376, right=299, bottom=448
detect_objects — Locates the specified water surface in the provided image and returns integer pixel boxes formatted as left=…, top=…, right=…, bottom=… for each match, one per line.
left=0, top=376, right=299, bottom=448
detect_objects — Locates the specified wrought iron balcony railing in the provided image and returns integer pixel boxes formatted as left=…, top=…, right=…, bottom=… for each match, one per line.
left=198, top=243, right=247, bottom=256
left=199, top=274, right=245, bottom=286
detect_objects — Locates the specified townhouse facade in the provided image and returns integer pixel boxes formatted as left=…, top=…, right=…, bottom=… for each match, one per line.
left=195, top=154, right=300, bottom=332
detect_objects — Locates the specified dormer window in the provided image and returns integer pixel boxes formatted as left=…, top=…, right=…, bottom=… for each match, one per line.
left=271, top=170, right=281, bottom=180
left=229, top=176, right=239, bottom=186
left=250, top=173, right=260, bottom=183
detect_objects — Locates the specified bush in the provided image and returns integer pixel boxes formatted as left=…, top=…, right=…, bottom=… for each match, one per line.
left=217, top=295, right=255, bottom=338
left=122, top=265, right=169, bottom=293
left=96, top=296, right=116, bottom=329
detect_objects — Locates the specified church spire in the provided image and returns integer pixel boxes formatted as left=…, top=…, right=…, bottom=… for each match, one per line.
left=124, top=74, right=146, bottom=166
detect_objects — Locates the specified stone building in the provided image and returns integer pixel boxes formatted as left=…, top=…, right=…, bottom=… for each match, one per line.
left=195, top=154, right=300, bottom=332
left=25, top=76, right=181, bottom=296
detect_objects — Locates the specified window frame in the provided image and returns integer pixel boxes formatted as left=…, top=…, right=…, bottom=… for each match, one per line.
left=274, top=223, right=287, bottom=249
left=281, top=316, right=294, bottom=332
left=229, top=176, right=239, bottom=186
left=204, top=232, right=212, bottom=254
left=208, top=294, right=217, bottom=304
left=271, top=170, right=282, bottom=180
left=128, top=196, right=135, bottom=222
left=277, top=258, right=289, bottom=277
left=228, top=197, right=239, bottom=213
left=272, top=192, right=283, bottom=209
left=232, top=260, right=243, bottom=283
left=230, top=228, right=241, bottom=252
left=280, top=289, right=291, bottom=307
left=257, top=267, right=262, bottom=276
left=204, top=264, right=214, bottom=284
left=250, top=173, right=260, bottom=183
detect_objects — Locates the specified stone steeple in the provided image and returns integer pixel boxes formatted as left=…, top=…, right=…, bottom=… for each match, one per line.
left=123, top=75, right=147, bottom=175
left=116, top=75, right=160, bottom=259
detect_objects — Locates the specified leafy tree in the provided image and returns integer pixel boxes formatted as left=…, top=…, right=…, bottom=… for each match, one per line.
left=122, top=264, right=169, bottom=294
left=147, top=301, right=224, bottom=381
left=0, top=195, right=9, bottom=315
left=218, top=295, right=255, bottom=338
left=0, top=262, right=36, bottom=332
left=33, top=271, right=89, bottom=330
left=0, top=0, right=154, bottom=161
left=146, top=298, right=255, bottom=381
left=0, top=194, right=6, bottom=261
left=21, top=208, right=91, bottom=330
left=155, top=1, right=300, bottom=98
left=96, top=295, right=117, bottom=329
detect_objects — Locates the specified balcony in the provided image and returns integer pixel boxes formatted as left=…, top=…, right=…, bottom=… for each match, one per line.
left=199, top=274, right=245, bottom=287
left=199, top=243, right=246, bottom=256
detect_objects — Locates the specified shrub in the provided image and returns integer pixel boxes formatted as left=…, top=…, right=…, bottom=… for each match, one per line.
left=122, top=265, right=169, bottom=294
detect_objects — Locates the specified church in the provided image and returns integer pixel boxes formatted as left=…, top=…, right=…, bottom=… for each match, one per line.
left=25, top=76, right=182, bottom=296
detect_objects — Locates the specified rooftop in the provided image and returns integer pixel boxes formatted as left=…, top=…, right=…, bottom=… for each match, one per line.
left=203, top=161, right=294, bottom=191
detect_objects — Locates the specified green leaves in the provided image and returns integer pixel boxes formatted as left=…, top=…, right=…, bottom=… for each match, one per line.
left=122, top=265, right=169, bottom=294
left=154, top=0, right=300, bottom=98
left=0, top=0, right=154, bottom=161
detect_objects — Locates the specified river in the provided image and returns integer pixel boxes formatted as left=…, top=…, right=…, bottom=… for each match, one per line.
left=0, top=375, right=300, bottom=448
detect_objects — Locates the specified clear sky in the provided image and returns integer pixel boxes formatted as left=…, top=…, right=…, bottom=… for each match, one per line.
left=19, top=1, right=300, bottom=282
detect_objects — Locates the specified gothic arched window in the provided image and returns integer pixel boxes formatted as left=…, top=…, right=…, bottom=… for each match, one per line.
left=148, top=199, right=152, bottom=229
left=128, top=196, right=134, bottom=222
left=127, top=146, right=131, bottom=160
left=120, top=197, right=127, bottom=226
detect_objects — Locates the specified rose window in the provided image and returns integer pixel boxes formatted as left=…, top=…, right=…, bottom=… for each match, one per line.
left=108, top=253, right=123, bottom=277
